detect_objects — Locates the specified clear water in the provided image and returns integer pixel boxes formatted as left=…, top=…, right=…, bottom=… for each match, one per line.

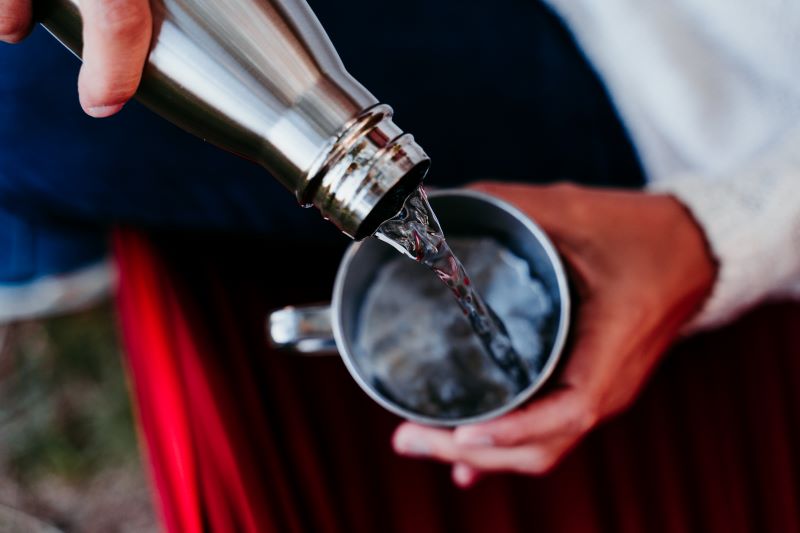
left=374, top=187, right=534, bottom=393
left=357, top=236, right=552, bottom=419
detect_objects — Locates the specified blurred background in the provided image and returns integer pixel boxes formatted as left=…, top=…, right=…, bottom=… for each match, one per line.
left=0, top=300, right=157, bottom=532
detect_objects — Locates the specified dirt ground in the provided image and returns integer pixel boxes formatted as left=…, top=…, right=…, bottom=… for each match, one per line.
left=0, top=302, right=158, bottom=532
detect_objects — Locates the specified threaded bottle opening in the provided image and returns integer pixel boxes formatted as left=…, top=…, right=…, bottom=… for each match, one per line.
left=307, top=105, right=430, bottom=239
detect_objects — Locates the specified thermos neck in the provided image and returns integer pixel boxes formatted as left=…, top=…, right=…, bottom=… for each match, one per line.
left=306, top=104, right=429, bottom=239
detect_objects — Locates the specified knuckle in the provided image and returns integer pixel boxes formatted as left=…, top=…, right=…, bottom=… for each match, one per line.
left=545, top=182, right=588, bottom=222
left=0, top=14, right=30, bottom=43
left=97, top=0, right=150, bottom=36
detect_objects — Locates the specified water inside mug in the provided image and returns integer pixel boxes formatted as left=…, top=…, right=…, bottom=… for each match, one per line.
left=354, top=237, right=556, bottom=420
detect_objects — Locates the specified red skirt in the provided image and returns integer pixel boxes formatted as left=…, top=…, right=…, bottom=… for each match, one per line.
left=113, top=228, right=800, bottom=533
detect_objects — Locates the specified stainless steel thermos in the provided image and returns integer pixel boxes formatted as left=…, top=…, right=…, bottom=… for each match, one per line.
left=37, top=0, right=430, bottom=239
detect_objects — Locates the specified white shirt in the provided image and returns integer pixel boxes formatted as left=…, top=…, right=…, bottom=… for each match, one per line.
left=545, top=0, right=800, bottom=328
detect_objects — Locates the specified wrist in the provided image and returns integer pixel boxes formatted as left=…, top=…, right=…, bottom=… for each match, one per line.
left=657, top=194, right=718, bottom=331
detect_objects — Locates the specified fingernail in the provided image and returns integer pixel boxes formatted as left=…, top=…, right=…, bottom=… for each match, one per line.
left=394, top=435, right=430, bottom=456
left=455, top=432, right=494, bottom=448
left=453, top=463, right=473, bottom=487
left=86, top=103, right=124, bottom=118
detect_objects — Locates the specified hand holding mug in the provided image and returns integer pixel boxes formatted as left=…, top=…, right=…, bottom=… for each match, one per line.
left=393, top=182, right=717, bottom=486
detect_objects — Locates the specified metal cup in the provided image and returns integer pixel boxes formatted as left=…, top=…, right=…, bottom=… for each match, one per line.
left=268, top=189, right=571, bottom=426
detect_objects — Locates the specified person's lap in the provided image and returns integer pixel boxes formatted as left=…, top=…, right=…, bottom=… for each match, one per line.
left=115, top=224, right=800, bottom=532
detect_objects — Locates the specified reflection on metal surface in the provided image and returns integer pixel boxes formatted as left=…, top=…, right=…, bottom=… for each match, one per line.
left=268, top=305, right=337, bottom=355
left=268, top=190, right=572, bottom=427
left=37, top=0, right=428, bottom=238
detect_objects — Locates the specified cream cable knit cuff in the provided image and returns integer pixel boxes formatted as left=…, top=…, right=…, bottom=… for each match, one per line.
left=648, top=134, right=800, bottom=330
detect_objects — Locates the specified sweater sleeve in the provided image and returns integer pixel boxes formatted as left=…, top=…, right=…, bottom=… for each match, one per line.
left=647, top=127, right=800, bottom=331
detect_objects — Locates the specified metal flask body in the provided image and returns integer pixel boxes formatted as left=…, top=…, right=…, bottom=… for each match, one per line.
left=36, top=0, right=430, bottom=239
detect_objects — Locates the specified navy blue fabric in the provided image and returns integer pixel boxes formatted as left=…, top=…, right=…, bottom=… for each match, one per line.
left=0, top=30, right=336, bottom=234
left=0, top=0, right=643, bottom=283
left=310, top=0, right=644, bottom=188
left=0, top=206, right=107, bottom=282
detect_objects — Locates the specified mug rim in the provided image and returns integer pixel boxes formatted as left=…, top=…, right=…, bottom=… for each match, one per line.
left=331, top=188, right=571, bottom=426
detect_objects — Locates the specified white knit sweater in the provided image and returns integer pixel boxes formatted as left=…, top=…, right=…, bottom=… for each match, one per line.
left=545, top=0, right=800, bottom=329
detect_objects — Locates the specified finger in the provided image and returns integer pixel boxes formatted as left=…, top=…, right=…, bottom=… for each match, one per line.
left=452, top=462, right=481, bottom=488
left=453, top=387, right=596, bottom=448
left=0, top=0, right=32, bottom=43
left=78, top=0, right=152, bottom=117
left=393, top=423, right=456, bottom=460
left=393, top=423, right=569, bottom=476
left=458, top=445, right=553, bottom=475
left=456, top=435, right=578, bottom=475
left=454, top=291, right=639, bottom=449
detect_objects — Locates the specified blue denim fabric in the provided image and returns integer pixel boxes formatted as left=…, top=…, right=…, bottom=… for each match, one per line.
left=0, top=0, right=643, bottom=284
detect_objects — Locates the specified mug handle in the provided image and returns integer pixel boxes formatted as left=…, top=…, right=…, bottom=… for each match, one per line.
left=267, top=304, right=339, bottom=356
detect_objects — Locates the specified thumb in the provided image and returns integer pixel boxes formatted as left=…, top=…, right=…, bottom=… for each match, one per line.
left=78, top=0, right=152, bottom=117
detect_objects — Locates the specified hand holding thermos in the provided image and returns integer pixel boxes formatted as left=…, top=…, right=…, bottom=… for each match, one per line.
left=1, top=0, right=152, bottom=117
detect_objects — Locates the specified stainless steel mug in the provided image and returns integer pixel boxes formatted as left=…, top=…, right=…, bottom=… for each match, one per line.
left=268, top=190, right=571, bottom=426
left=37, top=0, right=429, bottom=239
